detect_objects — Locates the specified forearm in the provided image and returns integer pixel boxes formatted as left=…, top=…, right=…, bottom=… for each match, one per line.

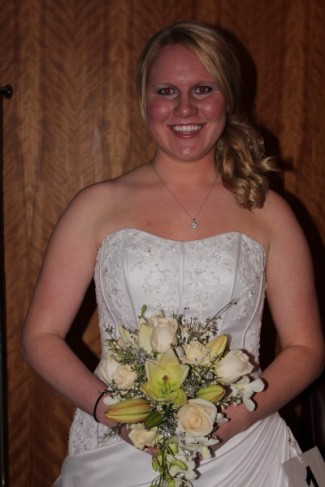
left=22, top=332, right=109, bottom=417
left=216, top=343, right=324, bottom=443
left=254, top=343, right=324, bottom=420
left=251, top=344, right=324, bottom=422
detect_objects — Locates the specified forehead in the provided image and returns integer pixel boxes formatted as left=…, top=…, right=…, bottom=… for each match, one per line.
left=148, top=44, right=214, bottom=84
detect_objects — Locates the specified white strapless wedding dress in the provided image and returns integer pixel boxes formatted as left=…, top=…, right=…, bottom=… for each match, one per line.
left=54, top=229, right=299, bottom=486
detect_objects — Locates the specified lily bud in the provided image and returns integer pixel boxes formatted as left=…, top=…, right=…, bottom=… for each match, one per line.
left=144, top=410, right=164, bottom=429
left=137, top=321, right=153, bottom=353
left=170, top=458, right=187, bottom=471
left=105, top=398, right=151, bottom=423
left=152, top=457, right=159, bottom=472
left=167, top=439, right=179, bottom=455
left=196, top=384, right=225, bottom=403
left=206, top=335, right=228, bottom=359
left=156, top=451, right=164, bottom=466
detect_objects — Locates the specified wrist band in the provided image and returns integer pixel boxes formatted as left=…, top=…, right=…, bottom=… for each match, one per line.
left=93, top=390, right=109, bottom=423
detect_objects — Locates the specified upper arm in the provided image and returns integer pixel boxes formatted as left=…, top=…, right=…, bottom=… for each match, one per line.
left=264, top=192, right=323, bottom=352
left=23, top=185, right=104, bottom=340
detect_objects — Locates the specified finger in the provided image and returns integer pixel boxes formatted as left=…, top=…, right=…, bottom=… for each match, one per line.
left=145, top=446, right=158, bottom=456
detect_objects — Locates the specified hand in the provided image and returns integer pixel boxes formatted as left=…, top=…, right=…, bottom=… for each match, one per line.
left=144, top=446, right=158, bottom=457
left=98, top=397, right=156, bottom=455
left=118, top=424, right=134, bottom=447
left=211, top=403, right=253, bottom=450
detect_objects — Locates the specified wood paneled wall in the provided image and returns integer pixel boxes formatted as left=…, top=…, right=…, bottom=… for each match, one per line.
left=0, top=1, right=324, bottom=485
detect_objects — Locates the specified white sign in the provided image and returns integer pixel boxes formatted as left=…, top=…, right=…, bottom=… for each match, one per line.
left=283, top=447, right=325, bottom=487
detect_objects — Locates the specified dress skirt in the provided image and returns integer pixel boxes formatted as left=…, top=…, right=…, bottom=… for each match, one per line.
left=53, top=412, right=300, bottom=487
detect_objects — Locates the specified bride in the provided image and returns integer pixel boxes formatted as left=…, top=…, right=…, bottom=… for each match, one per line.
left=22, top=21, right=324, bottom=486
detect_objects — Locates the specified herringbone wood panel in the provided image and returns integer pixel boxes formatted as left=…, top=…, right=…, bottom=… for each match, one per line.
left=0, top=1, right=324, bottom=485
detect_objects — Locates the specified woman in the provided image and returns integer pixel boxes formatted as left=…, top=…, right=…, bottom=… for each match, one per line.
left=22, top=21, right=324, bottom=486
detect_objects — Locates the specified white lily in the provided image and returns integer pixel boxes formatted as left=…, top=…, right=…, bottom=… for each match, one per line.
left=172, top=481, right=186, bottom=487
left=232, top=376, right=265, bottom=411
left=182, top=434, right=219, bottom=449
left=216, top=411, right=228, bottom=424
left=200, top=445, right=212, bottom=459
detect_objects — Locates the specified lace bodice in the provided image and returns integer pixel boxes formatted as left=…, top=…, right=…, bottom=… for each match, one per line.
left=95, top=228, right=266, bottom=360
left=68, top=228, right=267, bottom=455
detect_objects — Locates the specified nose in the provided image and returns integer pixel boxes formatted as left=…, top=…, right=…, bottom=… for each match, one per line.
left=174, top=93, right=198, bottom=117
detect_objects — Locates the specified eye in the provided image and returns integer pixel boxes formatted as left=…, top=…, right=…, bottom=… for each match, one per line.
left=194, top=85, right=212, bottom=94
left=157, top=86, right=175, bottom=96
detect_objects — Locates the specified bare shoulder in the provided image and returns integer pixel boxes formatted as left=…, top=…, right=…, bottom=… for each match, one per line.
left=56, top=164, right=150, bottom=245
left=262, top=190, right=296, bottom=222
left=58, top=181, right=116, bottom=233
left=65, top=167, right=134, bottom=210
left=73, top=165, right=149, bottom=203
left=261, top=190, right=314, bottom=281
left=260, top=190, right=307, bottom=245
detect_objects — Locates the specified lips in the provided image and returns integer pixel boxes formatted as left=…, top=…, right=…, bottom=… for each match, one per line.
left=170, top=124, right=203, bottom=135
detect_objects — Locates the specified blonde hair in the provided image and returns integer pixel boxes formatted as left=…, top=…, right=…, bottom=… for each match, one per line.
left=136, top=21, right=277, bottom=209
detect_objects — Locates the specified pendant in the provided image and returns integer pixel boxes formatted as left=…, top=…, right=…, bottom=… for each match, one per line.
left=191, top=219, right=198, bottom=229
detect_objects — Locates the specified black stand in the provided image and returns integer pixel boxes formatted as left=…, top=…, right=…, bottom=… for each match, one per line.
left=0, top=84, right=13, bottom=487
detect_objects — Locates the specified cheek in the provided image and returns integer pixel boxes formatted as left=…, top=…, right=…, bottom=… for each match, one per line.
left=205, top=98, right=227, bottom=120
left=146, top=99, right=171, bottom=124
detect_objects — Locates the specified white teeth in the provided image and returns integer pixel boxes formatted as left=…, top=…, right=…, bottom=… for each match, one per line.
left=172, top=125, right=202, bottom=133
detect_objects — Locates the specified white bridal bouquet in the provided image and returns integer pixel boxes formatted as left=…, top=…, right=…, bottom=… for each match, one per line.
left=97, top=302, right=265, bottom=487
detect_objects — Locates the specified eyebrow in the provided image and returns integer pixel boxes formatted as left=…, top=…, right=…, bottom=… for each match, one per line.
left=149, top=80, right=218, bottom=88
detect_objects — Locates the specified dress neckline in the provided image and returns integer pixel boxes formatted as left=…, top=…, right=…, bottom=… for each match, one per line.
left=97, top=227, right=266, bottom=256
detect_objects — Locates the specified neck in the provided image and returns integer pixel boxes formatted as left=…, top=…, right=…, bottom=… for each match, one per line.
left=151, top=156, right=219, bottom=187
left=151, top=161, right=219, bottom=230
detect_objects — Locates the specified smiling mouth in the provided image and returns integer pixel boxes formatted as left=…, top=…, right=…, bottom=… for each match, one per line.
left=170, top=124, right=203, bottom=134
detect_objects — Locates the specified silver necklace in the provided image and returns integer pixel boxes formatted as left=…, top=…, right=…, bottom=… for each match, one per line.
left=152, top=165, right=217, bottom=229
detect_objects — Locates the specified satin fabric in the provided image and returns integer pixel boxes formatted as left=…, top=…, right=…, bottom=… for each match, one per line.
left=54, top=413, right=299, bottom=486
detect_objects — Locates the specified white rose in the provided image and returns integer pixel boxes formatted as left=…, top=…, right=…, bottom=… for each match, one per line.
left=96, top=352, right=120, bottom=385
left=214, top=350, right=254, bottom=384
left=183, top=340, right=210, bottom=365
left=129, top=423, right=158, bottom=450
left=112, top=364, right=137, bottom=389
left=149, top=315, right=178, bottom=353
left=177, top=398, right=217, bottom=437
